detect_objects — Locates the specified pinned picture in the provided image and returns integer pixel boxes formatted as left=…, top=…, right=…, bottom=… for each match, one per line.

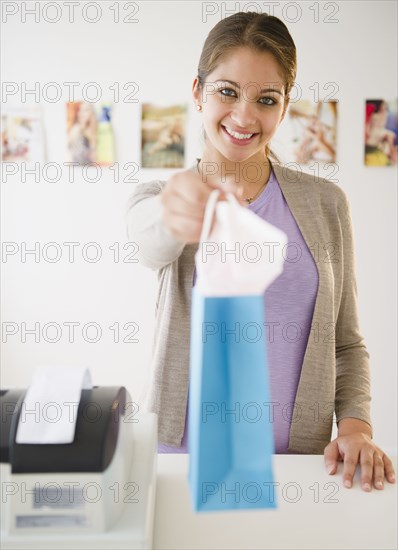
left=1, top=107, right=45, bottom=163
left=141, top=103, right=187, bottom=168
left=287, top=99, right=337, bottom=166
left=66, top=102, right=115, bottom=166
left=365, top=99, right=398, bottom=166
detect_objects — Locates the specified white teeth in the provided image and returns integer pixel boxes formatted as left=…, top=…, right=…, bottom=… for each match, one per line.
left=224, top=126, right=254, bottom=140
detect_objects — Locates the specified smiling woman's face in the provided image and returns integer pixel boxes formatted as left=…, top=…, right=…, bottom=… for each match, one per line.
left=194, top=47, right=288, bottom=164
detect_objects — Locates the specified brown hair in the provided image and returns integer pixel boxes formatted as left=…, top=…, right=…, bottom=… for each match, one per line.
left=197, top=12, right=297, bottom=162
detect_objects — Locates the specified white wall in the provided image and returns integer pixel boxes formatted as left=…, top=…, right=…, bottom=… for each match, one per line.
left=1, top=1, right=397, bottom=452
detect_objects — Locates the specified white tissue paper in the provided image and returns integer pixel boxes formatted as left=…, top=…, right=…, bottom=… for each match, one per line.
left=15, top=365, right=92, bottom=444
left=195, top=191, right=288, bottom=296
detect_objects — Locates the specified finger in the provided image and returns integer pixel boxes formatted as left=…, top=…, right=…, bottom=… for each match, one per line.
left=324, top=440, right=340, bottom=475
left=382, top=454, right=396, bottom=484
left=166, top=182, right=211, bottom=208
left=359, top=447, right=374, bottom=491
left=164, top=171, right=213, bottom=203
left=342, top=450, right=360, bottom=488
left=164, top=193, right=205, bottom=221
left=373, top=453, right=385, bottom=490
left=163, top=212, right=202, bottom=243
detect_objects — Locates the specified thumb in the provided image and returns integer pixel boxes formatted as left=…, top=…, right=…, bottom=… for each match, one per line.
left=324, top=439, right=341, bottom=475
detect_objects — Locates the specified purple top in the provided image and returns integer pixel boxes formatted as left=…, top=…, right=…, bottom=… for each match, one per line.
left=158, top=168, right=319, bottom=454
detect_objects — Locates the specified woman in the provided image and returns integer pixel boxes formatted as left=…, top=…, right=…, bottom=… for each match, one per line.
left=126, top=12, right=395, bottom=491
left=67, top=101, right=97, bottom=165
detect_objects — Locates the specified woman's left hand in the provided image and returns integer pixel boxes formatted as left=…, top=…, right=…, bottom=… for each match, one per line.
left=324, top=433, right=396, bottom=491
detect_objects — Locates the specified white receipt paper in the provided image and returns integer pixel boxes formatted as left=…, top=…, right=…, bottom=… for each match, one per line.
left=16, top=365, right=92, bottom=444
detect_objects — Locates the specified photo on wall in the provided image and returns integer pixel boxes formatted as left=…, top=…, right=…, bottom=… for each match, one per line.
left=365, top=99, right=398, bottom=166
left=286, top=99, right=338, bottom=167
left=1, top=107, right=45, bottom=164
left=66, top=102, right=115, bottom=166
left=141, top=103, right=187, bottom=168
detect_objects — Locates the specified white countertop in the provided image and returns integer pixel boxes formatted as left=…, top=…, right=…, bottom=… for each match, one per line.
left=154, top=453, right=397, bottom=550
left=2, top=415, right=396, bottom=550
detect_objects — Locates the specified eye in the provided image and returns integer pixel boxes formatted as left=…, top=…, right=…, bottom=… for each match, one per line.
left=259, top=96, right=278, bottom=106
left=219, top=88, right=238, bottom=98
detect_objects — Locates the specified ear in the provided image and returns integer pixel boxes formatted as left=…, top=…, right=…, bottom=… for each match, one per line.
left=192, top=77, right=201, bottom=105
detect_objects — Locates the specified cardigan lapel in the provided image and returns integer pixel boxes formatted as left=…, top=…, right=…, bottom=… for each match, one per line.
left=271, top=159, right=334, bottom=326
left=271, top=160, right=335, bottom=451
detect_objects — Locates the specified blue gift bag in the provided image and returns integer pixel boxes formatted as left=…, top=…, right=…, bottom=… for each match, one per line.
left=188, top=287, right=277, bottom=512
left=188, top=191, right=287, bottom=513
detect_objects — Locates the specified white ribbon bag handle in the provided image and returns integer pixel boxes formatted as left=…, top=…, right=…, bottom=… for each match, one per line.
left=199, top=190, right=240, bottom=244
left=199, top=189, right=220, bottom=244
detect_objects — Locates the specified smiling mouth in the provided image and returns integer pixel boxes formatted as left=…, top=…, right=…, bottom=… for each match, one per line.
left=222, top=125, right=257, bottom=141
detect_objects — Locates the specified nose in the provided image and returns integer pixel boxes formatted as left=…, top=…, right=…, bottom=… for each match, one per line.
left=230, top=97, right=257, bottom=129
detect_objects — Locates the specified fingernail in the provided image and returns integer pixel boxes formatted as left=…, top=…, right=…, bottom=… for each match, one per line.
left=363, top=483, right=371, bottom=491
left=390, top=474, right=396, bottom=482
left=344, top=480, right=352, bottom=488
left=327, top=465, right=335, bottom=474
left=376, top=480, right=383, bottom=489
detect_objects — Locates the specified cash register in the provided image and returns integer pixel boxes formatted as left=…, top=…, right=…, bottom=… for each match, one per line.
left=0, top=381, right=157, bottom=549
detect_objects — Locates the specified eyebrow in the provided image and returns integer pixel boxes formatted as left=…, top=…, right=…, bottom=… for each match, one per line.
left=213, top=79, right=284, bottom=95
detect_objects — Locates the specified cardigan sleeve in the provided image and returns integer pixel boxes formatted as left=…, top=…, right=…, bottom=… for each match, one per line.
left=334, top=191, right=372, bottom=433
left=125, top=180, right=187, bottom=270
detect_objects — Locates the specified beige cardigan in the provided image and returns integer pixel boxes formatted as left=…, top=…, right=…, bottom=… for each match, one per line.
left=125, top=158, right=372, bottom=454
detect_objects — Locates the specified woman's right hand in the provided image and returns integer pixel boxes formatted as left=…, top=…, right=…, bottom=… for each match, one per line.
left=160, top=168, right=241, bottom=244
